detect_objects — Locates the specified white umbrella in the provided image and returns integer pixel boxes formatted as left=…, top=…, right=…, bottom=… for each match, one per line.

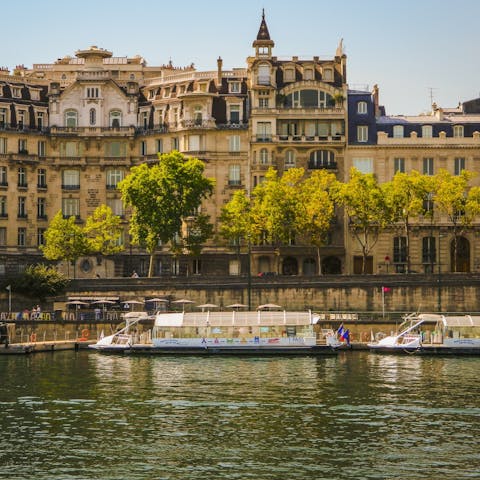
left=121, top=300, right=145, bottom=304
left=91, top=299, right=116, bottom=318
left=257, top=303, right=283, bottom=310
left=226, top=303, right=248, bottom=309
left=197, top=303, right=218, bottom=312
left=146, top=298, right=168, bottom=303
left=66, top=300, right=89, bottom=305
left=172, top=299, right=195, bottom=312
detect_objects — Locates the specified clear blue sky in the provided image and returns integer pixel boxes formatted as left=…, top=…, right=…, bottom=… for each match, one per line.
left=2, top=0, right=479, bottom=115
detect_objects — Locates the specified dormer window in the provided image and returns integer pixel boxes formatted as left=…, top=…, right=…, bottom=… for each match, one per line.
left=304, top=68, right=314, bottom=81
left=323, top=68, right=333, bottom=82
left=257, top=64, right=270, bottom=85
left=422, top=125, right=433, bottom=138
left=179, top=85, right=186, bottom=94
left=357, top=101, right=367, bottom=114
left=163, top=87, right=170, bottom=98
left=229, top=82, right=241, bottom=94
left=12, top=86, right=22, bottom=98
left=110, top=110, right=122, bottom=128
left=86, top=87, right=100, bottom=98
left=393, top=125, right=404, bottom=138
left=65, top=110, right=78, bottom=127
left=284, top=68, right=295, bottom=82
left=29, top=89, right=40, bottom=101
left=198, top=83, right=207, bottom=93
left=148, top=89, right=157, bottom=99
left=453, top=125, right=464, bottom=138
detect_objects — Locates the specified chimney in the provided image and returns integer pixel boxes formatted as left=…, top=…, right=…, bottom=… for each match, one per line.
left=372, top=84, right=380, bottom=117
left=217, top=56, right=223, bottom=88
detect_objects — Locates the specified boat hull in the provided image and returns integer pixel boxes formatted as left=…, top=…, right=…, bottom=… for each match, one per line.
left=369, top=345, right=480, bottom=355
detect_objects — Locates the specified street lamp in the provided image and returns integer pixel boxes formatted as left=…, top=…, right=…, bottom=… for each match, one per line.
left=247, top=235, right=252, bottom=311
left=437, top=232, right=447, bottom=312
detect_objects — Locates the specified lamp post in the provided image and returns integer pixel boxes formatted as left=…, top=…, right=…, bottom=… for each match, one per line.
left=6, top=285, right=11, bottom=314
left=437, top=232, right=447, bottom=312
left=247, top=236, right=252, bottom=311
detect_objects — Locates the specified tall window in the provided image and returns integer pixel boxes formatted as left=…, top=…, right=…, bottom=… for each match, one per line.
left=37, top=169, right=47, bottom=188
left=86, top=87, right=100, bottom=98
left=37, top=228, right=46, bottom=247
left=109, top=110, right=122, bottom=128
left=257, top=64, right=270, bottom=85
left=17, top=110, right=26, bottom=129
left=188, top=135, right=200, bottom=152
left=423, top=157, right=434, bottom=175
left=422, top=236, right=436, bottom=264
left=0, top=108, right=7, bottom=127
left=105, top=141, right=126, bottom=157
left=256, top=122, right=271, bottom=141
left=393, top=157, right=405, bottom=174
left=64, top=110, right=78, bottom=127
left=259, top=148, right=269, bottom=164
left=393, top=125, right=404, bottom=138
left=422, top=125, right=433, bottom=138
left=18, top=197, right=27, bottom=218
left=17, top=167, right=27, bottom=187
left=106, top=198, right=124, bottom=217
left=89, top=108, right=96, bottom=126
left=38, top=140, right=46, bottom=157
left=423, top=192, right=434, bottom=215
left=228, top=165, right=241, bottom=185
left=17, top=228, right=26, bottom=247
left=18, top=139, right=27, bottom=154
left=393, top=236, right=407, bottom=264
left=454, top=157, right=465, bottom=176
left=0, top=196, right=7, bottom=217
left=106, top=169, right=124, bottom=189
left=285, top=150, right=295, bottom=169
left=357, top=125, right=368, bottom=142
left=193, top=106, right=202, bottom=125
left=309, top=150, right=335, bottom=169
left=0, top=137, right=7, bottom=154
left=62, top=198, right=80, bottom=218
left=62, top=169, right=80, bottom=189
left=453, top=125, right=464, bottom=138
left=37, top=198, right=46, bottom=219
left=357, top=101, right=367, bottom=114
left=229, top=105, right=240, bottom=124
left=229, top=135, right=240, bottom=152
left=156, top=139, right=163, bottom=153
left=0, top=166, right=7, bottom=186
left=352, top=158, right=373, bottom=174
left=36, top=111, right=44, bottom=129
left=0, top=227, right=6, bottom=246
left=140, top=141, right=147, bottom=156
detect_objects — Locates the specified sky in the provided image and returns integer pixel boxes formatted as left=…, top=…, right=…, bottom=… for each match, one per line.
left=1, top=0, right=479, bottom=115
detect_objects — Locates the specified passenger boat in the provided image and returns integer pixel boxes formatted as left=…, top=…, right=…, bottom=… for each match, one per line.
left=368, top=313, right=480, bottom=354
left=89, top=310, right=340, bottom=355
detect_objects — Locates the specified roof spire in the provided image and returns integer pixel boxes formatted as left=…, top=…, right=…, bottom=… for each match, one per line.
left=256, top=9, right=271, bottom=41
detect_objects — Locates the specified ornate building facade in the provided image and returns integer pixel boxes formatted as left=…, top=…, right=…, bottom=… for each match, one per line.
left=0, top=13, right=479, bottom=279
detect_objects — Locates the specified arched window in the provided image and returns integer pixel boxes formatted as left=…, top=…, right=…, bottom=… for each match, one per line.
left=64, top=110, right=78, bottom=127
left=260, top=148, right=269, bottom=164
left=109, top=110, right=122, bottom=128
left=89, top=108, right=96, bottom=126
left=257, top=64, right=270, bottom=85
left=193, top=106, right=202, bottom=125
left=285, top=89, right=333, bottom=108
left=309, top=150, right=335, bottom=169
left=357, top=101, right=367, bottom=114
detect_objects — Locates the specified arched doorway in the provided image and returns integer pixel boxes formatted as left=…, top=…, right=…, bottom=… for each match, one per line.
left=282, top=257, right=298, bottom=275
left=303, top=258, right=316, bottom=275
left=321, top=256, right=342, bottom=274
left=451, top=236, right=470, bottom=272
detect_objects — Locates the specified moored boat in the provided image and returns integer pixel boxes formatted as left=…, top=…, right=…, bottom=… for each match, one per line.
left=368, top=313, right=480, bottom=354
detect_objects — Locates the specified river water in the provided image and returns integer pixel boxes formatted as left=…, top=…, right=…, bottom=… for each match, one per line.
left=0, top=351, right=479, bottom=480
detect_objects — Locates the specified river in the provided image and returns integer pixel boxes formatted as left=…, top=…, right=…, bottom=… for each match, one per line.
left=0, top=351, right=479, bottom=480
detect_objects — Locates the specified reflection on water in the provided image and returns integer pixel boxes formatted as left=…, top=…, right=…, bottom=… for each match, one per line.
left=0, top=352, right=479, bottom=480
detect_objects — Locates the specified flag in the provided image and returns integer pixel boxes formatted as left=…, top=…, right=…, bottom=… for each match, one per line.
left=337, top=323, right=344, bottom=337
left=340, top=328, right=350, bottom=345
left=5, top=285, right=10, bottom=291
left=382, top=286, right=391, bottom=293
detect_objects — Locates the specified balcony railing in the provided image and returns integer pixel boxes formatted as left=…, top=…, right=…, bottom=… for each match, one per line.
left=307, top=161, right=338, bottom=170
left=253, top=134, right=345, bottom=143
left=49, top=126, right=136, bottom=136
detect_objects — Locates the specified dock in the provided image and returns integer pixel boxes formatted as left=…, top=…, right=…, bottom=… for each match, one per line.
left=0, top=340, right=95, bottom=355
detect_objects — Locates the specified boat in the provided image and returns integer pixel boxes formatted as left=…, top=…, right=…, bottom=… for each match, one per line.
left=89, top=309, right=340, bottom=355
left=368, top=312, right=480, bottom=354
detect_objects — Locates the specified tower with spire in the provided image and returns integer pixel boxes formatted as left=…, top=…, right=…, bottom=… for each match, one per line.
left=252, top=9, right=274, bottom=58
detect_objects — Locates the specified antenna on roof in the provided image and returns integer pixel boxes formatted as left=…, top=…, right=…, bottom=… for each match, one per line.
left=427, top=87, right=437, bottom=106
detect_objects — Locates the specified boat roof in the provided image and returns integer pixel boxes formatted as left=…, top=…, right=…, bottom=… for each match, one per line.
left=154, top=311, right=314, bottom=327
left=418, top=313, right=480, bottom=327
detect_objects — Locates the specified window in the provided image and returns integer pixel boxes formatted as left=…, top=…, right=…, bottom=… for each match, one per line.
left=65, top=141, right=78, bottom=157
left=259, top=98, right=269, bottom=108
left=285, top=150, right=295, bottom=169
left=30, top=89, right=40, bottom=101
left=86, top=87, right=100, bottom=98
left=18, top=197, right=27, bottom=218
left=357, top=125, right=368, bottom=142
left=454, top=157, right=465, bottom=175
left=393, top=125, right=404, bottom=138
left=0, top=108, right=8, bottom=126
left=110, top=110, right=122, bottom=128
left=423, top=192, right=434, bottom=215
left=0, top=137, right=6, bottom=154
left=18, top=228, right=26, bottom=247
left=229, top=135, right=240, bottom=152
left=309, top=150, right=335, bottom=169
left=18, top=139, right=27, bottom=154
left=105, top=141, right=126, bottom=157
left=140, top=141, right=147, bottom=156
left=140, top=111, right=149, bottom=129
left=38, top=141, right=46, bottom=157
left=0, top=196, right=7, bottom=217
left=171, top=137, right=179, bottom=150
left=0, top=166, right=7, bottom=186
left=323, top=68, right=333, bottom=81
left=17, top=167, right=27, bottom=187
left=284, top=68, right=295, bottom=82
left=37, top=169, right=47, bottom=188
left=89, top=108, right=96, bottom=126
left=256, top=122, right=271, bottom=141
left=423, top=157, right=434, bottom=175
left=393, top=236, right=407, bottom=263
left=0, top=227, right=6, bottom=246
left=229, top=105, right=240, bottom=124
left=257, top=64, right=270, bottom=85
left=357, top=101, right=367, bottom=114
left=62, top=169, right=80, bottom=189
left=304, top=68, right=314, bottom=81
left=352, top=158, right=373, bottom=174
left=106, top=169, right=124, bottom=189
left=422, top=236, right=436, bottom=264
left=453, top=125, right=464, bottom=138
left=37, top=198, right=46, bottom=219
left=393, top=157, right=405, bottom=174
left=193, top=106, right=202, bottom=125
left=148, top=89, right=156, bottom=100
left=259, top=148, right=269, bottom=164
left=64, top=110, right=78, bottom=127
left=156, top=139, right=163, bottom=153
left=12, top=86, right=22, bottom=98
left=188, top=135, right=200, bottom=151
left=36, top=112, right=44, bottom=129
left=422, top=125, right=433, bottom=138
left=229, top=82, right=241, bottom=93
left=285, top=90, right=332, bottom=108
left=228, top=165, right=241, bottom=185
left=37, top=228, right=46, bottom=246
left=106, top=198, right=124, bottom=217
left=62, top=198, right=80, bottom=218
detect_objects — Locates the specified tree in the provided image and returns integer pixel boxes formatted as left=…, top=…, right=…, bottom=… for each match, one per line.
left=383, top=171, right=432, bottom=273
left=333, top=168, right=391, bottom=274
left=297, top=169, right=336, bottom=274
left=8, top=264, right=69, bottom=303
left=41, top=212, right=89, bottom=278
left=118, top=151, right=215, bottom=277
left=220, top=190, right=252, bottom=249
left=432, top=169, right=480, bottom=272
left=84, top=205, right=124, bottom=276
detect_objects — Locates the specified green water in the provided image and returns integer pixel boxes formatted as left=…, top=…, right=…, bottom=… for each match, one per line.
left=0, top=351, right=479, bottom=479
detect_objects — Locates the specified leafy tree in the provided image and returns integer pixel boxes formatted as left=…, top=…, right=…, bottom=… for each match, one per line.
left=383, top=171, right=432, bottom=273
left=8, top=264, right=69, bottom=302
left=184, top=213, right=214, bottom=257
left=41, top=212, right=89, bottom=278
left=297, top=169, right=337, bottom=274
left=432, top=169, right=480, bottom=272
left=118, top=151, right=215, bottom=277
left=220, top=190, right=252, bottom=250
left=333, top=168, right=391, bottom=274
left=84, top=205, right=124, bottom=276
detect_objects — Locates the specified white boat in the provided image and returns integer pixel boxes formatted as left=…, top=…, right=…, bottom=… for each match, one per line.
left=89, top=309, right=339, bottom=355
left=368, top=313, right=480, bottom=354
